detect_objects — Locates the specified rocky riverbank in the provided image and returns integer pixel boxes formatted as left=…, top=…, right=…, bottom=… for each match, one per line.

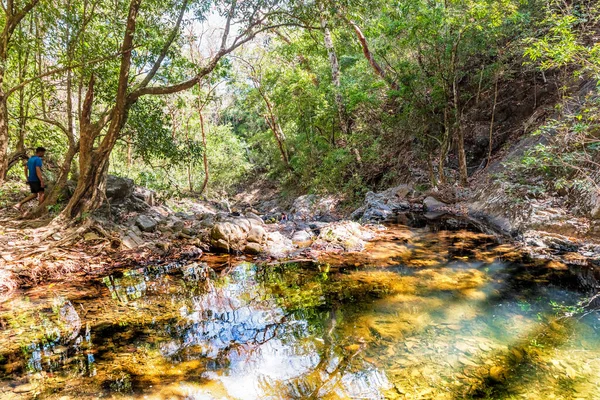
left=1, top=173, right=599, bottom=298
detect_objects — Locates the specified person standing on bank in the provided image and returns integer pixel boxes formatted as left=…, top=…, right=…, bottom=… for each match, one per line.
left=14, top=147, right=46, bottom=212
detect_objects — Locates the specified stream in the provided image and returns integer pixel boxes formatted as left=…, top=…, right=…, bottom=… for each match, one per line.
left=0, top=217, right=599, bottom=399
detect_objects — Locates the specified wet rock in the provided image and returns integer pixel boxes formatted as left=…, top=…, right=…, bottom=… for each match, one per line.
left=489, top=366, right=508, bottom=382
left=423, top=196, right=447, bottom=212
left=135, top=215, right=157, bottom=232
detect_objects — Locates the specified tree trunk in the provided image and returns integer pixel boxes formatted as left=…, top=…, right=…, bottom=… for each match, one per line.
left=438, top=107, right=450, bottom=185
left=61, top=0, right=141, bottom=220
left=0, top=92, right=9, bottom=181
left=486, top=73, right=499, bottom=169
left=428, top=153, right=438, bottom=187
left=259, top=88, right=290, bottom=168
left=198, top=104, right=209, bottom=195
left=319, top=8, right=349, bottom=135
left=453, top=79, right=468, bottom=186
left=62, top=150, right=110, bottom=219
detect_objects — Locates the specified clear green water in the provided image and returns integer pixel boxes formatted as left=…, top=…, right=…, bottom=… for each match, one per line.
left=0, top=223, right=599, bottom=399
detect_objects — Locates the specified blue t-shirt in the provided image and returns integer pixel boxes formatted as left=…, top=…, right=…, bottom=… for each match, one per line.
left=27, top=156, right=43, bottom=182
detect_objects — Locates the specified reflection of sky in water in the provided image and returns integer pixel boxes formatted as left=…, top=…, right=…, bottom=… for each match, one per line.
left=157, top=265, right=392, bottom=399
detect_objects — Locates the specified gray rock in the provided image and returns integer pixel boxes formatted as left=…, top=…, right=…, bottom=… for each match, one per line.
left=352, top=184, right=412, bottom=221
left=182, top=227, right=195, bottom=236
left=122, top=231, right=144, bottom=249
left=135, top=215, right=157, bottom=232
left=105, top=175, right=134, bottom=201
left=423, top=196, right=447, bottom=212
left=246, top=212, right=265, bottom=225
left=133, top=186, right=156, bottom=206
left=169, top=220, right=185, bottom=232
left=290, top=194, right=338, bottom=221
left=315, top=221, right=373, bottom=252
left=266, top=232, right=294, bottom=258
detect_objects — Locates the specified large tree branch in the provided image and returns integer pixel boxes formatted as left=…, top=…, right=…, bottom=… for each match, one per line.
left=129, top=22, right=288, bottom=100
left=6, top=0, right=40, bottom=38
left=220, top=0, right=236, bottom=51
left=135, top=0, right=188, bottom=90
left=341, top=16, right=399, bottom=91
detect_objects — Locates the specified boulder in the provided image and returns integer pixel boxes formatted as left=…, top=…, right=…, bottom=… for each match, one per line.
left=244, top=242, right=263, bottom=255
left=133, top=186, right=156, bottom=206
left=290, top=194, right=338, bottom=221
left=135, top=215, right=158, bottom=232
left=351, top=184, right=412, bottom=221
left=246, top=212, right=265, bottom=225
left=315, top=221, right=373, bottom=252
left=247, top=226, right=267, bottom=244
left=105, top=175, right=134, bottom=201
left=265, top=232, right=294, bottom=258
left=292, top=230, right=313, bottom=245
left=423, top=196, right=447, bottom=212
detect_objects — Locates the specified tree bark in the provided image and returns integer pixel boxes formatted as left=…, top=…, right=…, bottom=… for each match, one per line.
left=61, top=0, right=142, bottom=219
left=198, top=91, right=209, bottom=195
left=486, top=73, right=499, bottom=169
left=343, top=18, right=399, bottom=91
left=319, top=7, right=349, bottom=135
left=453, top=77, right=468, bottom=186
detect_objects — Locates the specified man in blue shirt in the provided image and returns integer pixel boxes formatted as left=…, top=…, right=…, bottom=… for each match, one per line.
left=14, top=147, right=46, bottom=212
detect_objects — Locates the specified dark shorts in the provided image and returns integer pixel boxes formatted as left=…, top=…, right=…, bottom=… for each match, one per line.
left=28, top=181, right=45, bottom=194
